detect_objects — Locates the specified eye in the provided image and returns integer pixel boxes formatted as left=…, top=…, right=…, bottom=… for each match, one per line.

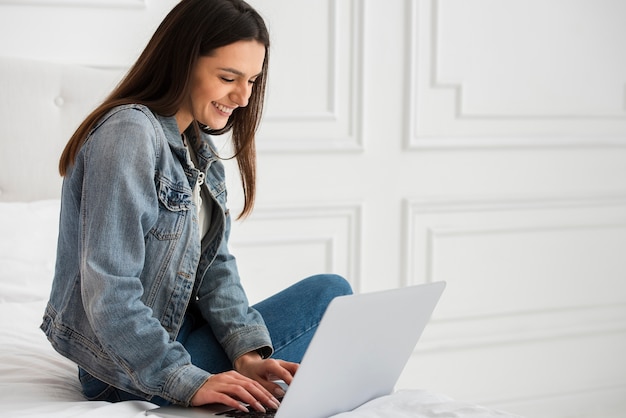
left=220, top=77, right=235, bottom=83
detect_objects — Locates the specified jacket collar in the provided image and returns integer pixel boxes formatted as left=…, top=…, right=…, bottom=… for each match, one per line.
left=155, top=113, right=218, bottom=172
left=155, top=113, right=184, bottom=148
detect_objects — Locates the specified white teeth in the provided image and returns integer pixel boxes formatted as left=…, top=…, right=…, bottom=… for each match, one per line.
left=214, top=102, right=234, bottom=115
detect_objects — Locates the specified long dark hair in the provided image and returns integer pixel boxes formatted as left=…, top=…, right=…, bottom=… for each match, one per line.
left=59, top=0, right=269, bottom=219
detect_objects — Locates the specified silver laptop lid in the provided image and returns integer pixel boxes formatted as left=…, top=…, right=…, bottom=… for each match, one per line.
left=275, top=281, right=445, bottom=418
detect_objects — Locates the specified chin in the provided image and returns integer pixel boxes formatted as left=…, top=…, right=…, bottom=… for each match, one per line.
left=201, top=118, right=229, bottom=131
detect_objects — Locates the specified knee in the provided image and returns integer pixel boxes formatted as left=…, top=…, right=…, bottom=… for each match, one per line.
left=302, top=274, right=353, bottom=301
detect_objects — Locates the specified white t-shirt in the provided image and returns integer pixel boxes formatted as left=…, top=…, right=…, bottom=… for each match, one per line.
left=182, top=134, right=211, bottom=240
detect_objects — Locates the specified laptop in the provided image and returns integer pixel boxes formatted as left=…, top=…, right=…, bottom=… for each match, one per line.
left=146, top=281, right=446, bottom=418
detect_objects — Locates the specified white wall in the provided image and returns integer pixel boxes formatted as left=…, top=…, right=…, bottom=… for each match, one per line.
left=1, top=1, right=625, bottom=417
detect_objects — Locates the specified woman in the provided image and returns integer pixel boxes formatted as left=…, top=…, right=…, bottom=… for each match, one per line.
left=40, top=0, right=352, bottom=413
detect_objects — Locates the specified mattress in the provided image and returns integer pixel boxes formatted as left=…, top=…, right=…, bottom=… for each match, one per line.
left=0, top=200, right=521, bottom=418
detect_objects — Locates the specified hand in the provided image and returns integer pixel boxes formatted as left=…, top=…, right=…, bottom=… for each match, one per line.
left=234, top=352, right=299, bottom=398
left=190, top=370, right=280, bottom=413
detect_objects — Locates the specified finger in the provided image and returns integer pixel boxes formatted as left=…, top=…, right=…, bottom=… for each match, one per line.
left=247, top=382, right=281, bottom=410
left=210, top=392, right=250, bottom=413
left=266, top=381, right=287, bottom=399
left=277, top=360, right=299, bottom=376
left=226, top=374, right=280, bottom=411
left=265, top=360, right=298, bottom=385
left=191, top=379, right=249, bottom=412
left=198, top=372, right=271, bottom=411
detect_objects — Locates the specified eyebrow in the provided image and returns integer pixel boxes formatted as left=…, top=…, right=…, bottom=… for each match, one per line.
left=218, top=67, right=263, bottom=78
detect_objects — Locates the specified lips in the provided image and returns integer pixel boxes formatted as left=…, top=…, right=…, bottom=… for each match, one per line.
left=213, top=102, right=236, bottom=115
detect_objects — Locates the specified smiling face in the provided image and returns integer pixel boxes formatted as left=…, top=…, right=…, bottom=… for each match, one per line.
left=175, top=40, right=266, bottom=133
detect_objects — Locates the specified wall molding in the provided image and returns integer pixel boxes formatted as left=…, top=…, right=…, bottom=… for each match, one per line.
left=234, top=236, right=336, bottom=272
left=403, top=194, right=626, bottom=348
left=403, top=193, right=626, bottom=286
left=428, top=0, right=626, bottom=121
left=0, top=0, right=145, bottom=8
left=417, top=302, right=626, bottom=352
left=232, top=202, right=363, bottom=291
left=405, top=0, right=626, bottom=149
left=257, top=0, right=364, bottom=152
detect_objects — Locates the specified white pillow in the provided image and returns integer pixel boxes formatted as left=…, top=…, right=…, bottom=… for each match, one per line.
left=0, top=200, right=60, bottom=303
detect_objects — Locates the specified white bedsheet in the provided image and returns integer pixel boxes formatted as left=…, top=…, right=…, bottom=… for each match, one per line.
left=0, top=200, right=521, bottom=417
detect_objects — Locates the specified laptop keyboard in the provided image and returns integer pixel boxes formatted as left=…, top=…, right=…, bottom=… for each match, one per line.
left=216, top=393, right=284, bottom=417
left=216, top=408, right=277, bottom=417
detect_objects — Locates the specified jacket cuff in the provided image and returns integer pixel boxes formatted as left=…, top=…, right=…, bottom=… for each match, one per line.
left=162, top=364, right=212, bottom=406
left=222, top=325, right=274, bottom=364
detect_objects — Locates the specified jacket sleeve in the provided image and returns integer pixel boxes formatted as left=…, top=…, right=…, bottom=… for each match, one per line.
left=195, top=195, right=273, bottom=363
left=78, top=108, right=210, bottom=405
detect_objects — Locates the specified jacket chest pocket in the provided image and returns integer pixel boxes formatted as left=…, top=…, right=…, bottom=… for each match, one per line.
left=151, top=177, right=192, bottom=240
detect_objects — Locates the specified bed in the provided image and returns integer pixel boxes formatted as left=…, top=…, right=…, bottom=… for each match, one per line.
left=0, top=56, right=522, bottom=418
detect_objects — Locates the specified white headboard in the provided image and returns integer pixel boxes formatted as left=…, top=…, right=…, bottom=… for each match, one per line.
left=0, top=57, right=123, bottom=202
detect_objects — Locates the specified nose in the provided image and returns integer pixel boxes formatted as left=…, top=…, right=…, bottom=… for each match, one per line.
left=230, top=80, right=252, bottom=108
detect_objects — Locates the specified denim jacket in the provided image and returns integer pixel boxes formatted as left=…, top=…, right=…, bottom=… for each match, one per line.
left=41, top=104, right=272, bottom=405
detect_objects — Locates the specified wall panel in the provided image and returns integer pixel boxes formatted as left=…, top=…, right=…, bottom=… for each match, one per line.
left=250, top=0, right=364, bottom=151
left=405, top=195, right=626, bottom=314
left=231, top=203, right=363, bottom=303
left=408, top=0, right=626, bottom=146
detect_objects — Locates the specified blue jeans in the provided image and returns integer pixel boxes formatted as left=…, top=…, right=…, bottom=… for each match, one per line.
left=79, top=274, right=352, bottom=405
